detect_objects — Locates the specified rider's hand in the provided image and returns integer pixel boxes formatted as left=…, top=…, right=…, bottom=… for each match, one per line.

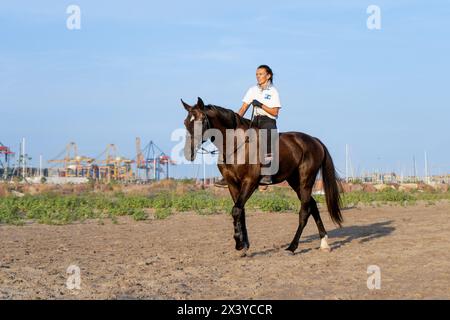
left=252, top=99, right=262, bottom=108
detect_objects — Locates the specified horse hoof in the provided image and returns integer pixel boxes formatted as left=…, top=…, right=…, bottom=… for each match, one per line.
left=235, top=242, right=249, bottom=251
left=320, top=236, right=331, bottom=252
left=240, top=248, right=249, bottom=257
left=285, top=246, right=297, bottom=254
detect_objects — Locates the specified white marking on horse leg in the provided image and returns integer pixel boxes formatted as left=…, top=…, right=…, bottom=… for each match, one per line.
left=320, top=235, right=331, bottom=252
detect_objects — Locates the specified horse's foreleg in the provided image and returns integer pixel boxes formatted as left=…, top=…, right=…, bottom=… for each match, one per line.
left=228, top=184, right=244, bottom=250
left=228, top=182, right=258, bottom=253
left=231, top=206, right=246, bottom=251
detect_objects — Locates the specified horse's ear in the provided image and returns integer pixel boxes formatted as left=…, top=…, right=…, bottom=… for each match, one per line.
left=197, top=97, right=205, bottom=110
left=181, top=99, right=191, bottom=111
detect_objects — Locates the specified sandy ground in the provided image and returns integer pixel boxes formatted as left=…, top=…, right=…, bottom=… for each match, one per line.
left=1, top=201, right=450, bottom=300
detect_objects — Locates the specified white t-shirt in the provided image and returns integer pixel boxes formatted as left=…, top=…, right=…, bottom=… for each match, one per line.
left=242, top=84, right=281, bottom=120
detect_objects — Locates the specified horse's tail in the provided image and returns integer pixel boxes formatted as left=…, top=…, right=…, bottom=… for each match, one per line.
left=318, top=141, right=343, bottom=227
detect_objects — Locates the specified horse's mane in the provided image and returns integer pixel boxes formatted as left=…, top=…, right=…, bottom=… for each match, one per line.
left=205, top=104, right=252, bottom=129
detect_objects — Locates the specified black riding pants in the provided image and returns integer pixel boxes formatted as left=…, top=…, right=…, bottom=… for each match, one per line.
left=254, top=115, right=277, bottom=157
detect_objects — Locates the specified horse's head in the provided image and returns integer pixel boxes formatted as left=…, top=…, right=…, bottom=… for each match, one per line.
left=181, top=97, right=209, bottom=161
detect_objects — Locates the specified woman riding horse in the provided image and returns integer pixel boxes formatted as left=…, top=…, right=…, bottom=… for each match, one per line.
left=215, top=64, right=281, bottom=187
left=181, top=95, right=343, bottom=255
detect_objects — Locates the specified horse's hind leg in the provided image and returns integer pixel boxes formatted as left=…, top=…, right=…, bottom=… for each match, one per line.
left=310, top=197, right=331, bottom=252
left=286, top=184, right=313, bottom=253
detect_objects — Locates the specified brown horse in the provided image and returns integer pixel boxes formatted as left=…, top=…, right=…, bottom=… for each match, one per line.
left=182, top=97, right=343, bottom=254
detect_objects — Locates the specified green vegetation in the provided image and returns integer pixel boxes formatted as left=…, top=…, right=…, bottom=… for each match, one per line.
left=154, top=207, right=172, bottom=220
left=0, top=187, right=449, bottom=225
left=338, top=188, right=450, bottom=207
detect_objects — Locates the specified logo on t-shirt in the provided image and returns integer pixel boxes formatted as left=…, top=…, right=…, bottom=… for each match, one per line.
left=264, top=94, right=272, bottom=100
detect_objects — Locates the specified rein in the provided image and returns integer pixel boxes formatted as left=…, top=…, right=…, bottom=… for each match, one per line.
left=197, top=103, right=257, bottom=161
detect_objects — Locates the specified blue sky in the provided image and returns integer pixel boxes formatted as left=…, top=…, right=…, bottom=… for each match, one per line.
left=1, top=0, right=449, bottom=178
